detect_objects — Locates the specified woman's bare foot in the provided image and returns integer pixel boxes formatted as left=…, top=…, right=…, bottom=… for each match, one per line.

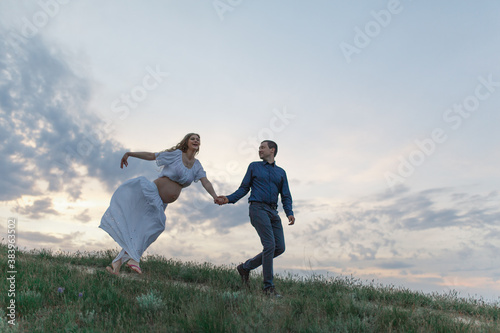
left=106, top=259, right=121, bottom=276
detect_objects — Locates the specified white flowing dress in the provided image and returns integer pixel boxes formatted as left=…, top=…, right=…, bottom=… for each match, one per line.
left=99, top=149, right=206, bottom=262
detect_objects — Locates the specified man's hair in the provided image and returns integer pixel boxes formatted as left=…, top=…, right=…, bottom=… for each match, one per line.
left=262, top=140, right=278, bottom=157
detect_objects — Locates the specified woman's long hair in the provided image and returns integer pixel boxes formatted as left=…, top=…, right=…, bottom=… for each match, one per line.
left=166, top=133, right=200, bottom=155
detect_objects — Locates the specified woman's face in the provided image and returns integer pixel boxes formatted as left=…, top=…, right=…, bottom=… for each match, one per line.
left=188, top=135, right=200, bottom=151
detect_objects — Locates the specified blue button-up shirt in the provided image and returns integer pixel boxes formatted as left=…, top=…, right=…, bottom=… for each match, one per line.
left=227, top=161, right=293, bottom=216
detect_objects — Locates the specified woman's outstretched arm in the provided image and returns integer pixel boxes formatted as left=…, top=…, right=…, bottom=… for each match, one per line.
left=199, top=177, right=218, bottom=201
left=120, top=152, right=156, bottom=168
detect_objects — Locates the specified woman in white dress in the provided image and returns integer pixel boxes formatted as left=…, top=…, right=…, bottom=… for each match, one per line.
left=99, top=133, right=218, bottom=275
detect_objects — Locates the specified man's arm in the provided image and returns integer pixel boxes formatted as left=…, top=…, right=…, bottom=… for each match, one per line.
left=280, top=169, right=294, bottom=225
left=226, top=163, right=253, bottom=204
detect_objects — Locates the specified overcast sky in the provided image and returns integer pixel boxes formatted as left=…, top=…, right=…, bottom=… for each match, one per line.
left=1, top=0, right=499, bottom=302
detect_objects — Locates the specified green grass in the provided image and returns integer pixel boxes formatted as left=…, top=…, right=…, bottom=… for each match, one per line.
left=0, top=243, right=498, bottom=332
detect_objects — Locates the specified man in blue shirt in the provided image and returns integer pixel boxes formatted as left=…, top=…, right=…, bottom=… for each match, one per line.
left=217, top=140, right=295, bottom=296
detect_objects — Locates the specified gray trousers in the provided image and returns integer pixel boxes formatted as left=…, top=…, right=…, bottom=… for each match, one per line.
left=242, top=202, right=285, bottom=289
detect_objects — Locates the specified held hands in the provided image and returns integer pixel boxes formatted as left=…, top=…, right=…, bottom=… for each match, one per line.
left=213, top=195, right=295, bottom=224
left=214, top=196, right=229, bottom=205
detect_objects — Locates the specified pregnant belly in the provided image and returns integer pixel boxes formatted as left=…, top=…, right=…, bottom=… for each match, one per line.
left=154, top=177, right=183, bottom=203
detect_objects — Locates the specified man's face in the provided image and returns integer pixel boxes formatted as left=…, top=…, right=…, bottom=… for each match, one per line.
left=259, top=142, right=273, bottom=160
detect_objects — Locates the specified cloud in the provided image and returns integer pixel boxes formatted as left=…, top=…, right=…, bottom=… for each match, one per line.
left=13, top=197, right=59, bottom=219
left=297, top=185, right=500, bottom=278
left=74, top=208, right=92, bottom=223
left=376, top=261, right=414, bottom=270
left=0, top=25, right=144, bottom=206
left=19, top=230, right=67, bottom=244
left=167, top=186, right=251, bottom=234
left=341, top=186, right=500, bottom=231
left=163, top=180, right=308, bottom=234
left=17, top=230, right=86, bottom=250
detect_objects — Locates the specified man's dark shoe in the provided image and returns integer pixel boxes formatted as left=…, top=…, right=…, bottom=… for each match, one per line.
left=263, top=286, right=282, bottom=298
left=237, top=264, right=249, bottom=285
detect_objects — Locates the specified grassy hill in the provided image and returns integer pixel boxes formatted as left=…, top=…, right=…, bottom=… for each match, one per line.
left=1, top=243, right=499, bottom=332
